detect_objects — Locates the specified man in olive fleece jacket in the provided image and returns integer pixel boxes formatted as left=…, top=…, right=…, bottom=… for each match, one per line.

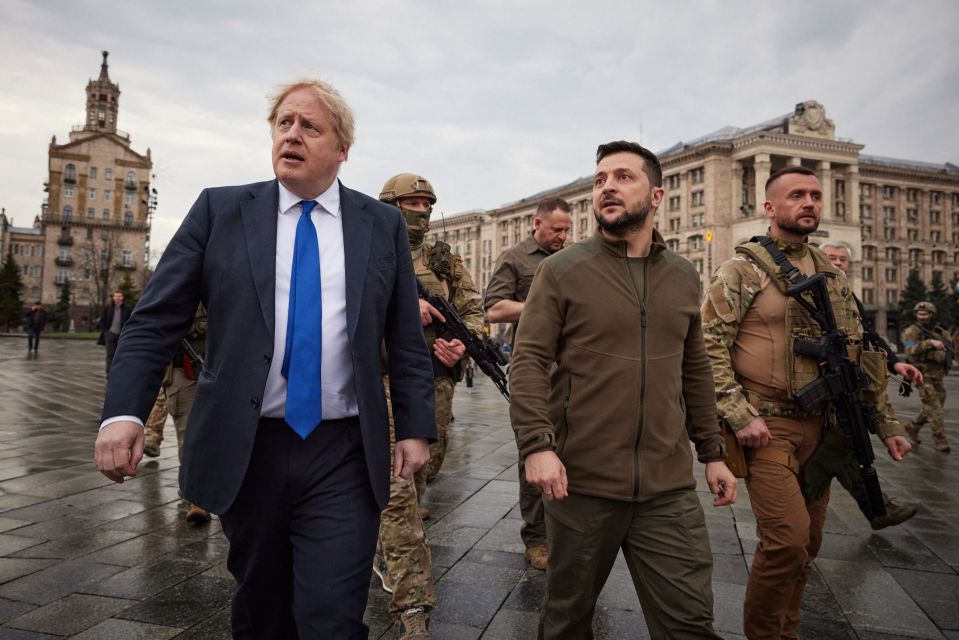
left=509, top=140, right=737, bottom=640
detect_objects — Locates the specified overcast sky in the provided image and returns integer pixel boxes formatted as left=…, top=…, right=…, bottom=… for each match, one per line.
left=2, top=0, right=957, bottom=259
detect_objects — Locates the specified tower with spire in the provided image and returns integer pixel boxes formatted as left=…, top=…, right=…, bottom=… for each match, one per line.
left=37, top=51, right=154, bottom=328
left=85, top=51, right=121, bottom=133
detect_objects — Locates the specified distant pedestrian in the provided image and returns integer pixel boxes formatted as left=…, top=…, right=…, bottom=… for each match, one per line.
left=97, top=290, right=131, bottom=374
left=23, top=301, right=47, bottom=354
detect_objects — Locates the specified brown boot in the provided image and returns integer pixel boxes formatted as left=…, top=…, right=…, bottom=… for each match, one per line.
left=524, top=543, right=548, bottom=570
left=418, top=505, right=431, bottom=521
left=870, top=496, right=917, bottom=530
left=185, top=503, right=211, bottom=525
left=933, top=438, right=951, bottom=453
left=143, top=441, right=160, bottom=457
left=396, top=607, right=430, bottom=639
left=904, top=422, right=921, bottom=445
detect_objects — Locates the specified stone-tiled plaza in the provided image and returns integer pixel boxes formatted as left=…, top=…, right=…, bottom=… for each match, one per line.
left=0, top=336, right=956, bottom=639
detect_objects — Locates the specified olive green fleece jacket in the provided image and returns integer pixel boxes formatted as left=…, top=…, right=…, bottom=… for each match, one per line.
left=509, top=229, right=725, bottom=503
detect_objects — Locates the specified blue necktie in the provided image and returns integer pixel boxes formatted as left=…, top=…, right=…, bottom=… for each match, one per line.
left=282, top=200, right=323, bottom=438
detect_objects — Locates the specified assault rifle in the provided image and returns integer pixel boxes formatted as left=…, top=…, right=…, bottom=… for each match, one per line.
left=416, top=279, right=510, bottom=401
left=786, top=272, right=886, bottom=518
left=180, top=338, right=204, bottom=381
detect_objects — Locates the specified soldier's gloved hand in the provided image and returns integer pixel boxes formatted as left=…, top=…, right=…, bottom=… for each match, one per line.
left=736, top=417, right=773, bottom=448
left=893, top=362, right=923, bottom=385
left=434, top=338, right=466, bottom=367
left=525, top=450, right=568, bottom=501
left=882, top=435, right=911, bottom=461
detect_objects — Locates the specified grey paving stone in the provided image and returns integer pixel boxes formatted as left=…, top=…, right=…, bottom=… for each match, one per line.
left=425, top=621, right=482, bottom=639
left=817, top=557, right=943, bottom=638
left=441, top=560, right=524, bottom=591
left=0, top=629, right=62, bottom=639
left=81, top=533, right=181, bottom=567
left=70, top=618, right=182, bottom=640
left=0, top=560, right=125, bottom=606
left=0, top=560, right=56, bottom=587
left=501, top=572, right=545, bottom=613
left=887, top=567, right=959, bottom=630
left=483, top=608, right=539, bottom=639
left=0, top=597, right=35, bottom=624
left=5, top=593, right=136, bottom=636
left=83, top=556, right=209, bottom=600
left=431, top=580, right=506, bottom=628
left=163, top=606, right=230, bottom=639
left=11, top=528, right=141, bottom=561
left=116, top=575, right=233, bottom=628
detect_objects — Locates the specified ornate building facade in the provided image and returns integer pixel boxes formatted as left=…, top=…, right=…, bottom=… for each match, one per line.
left=2, top=51, right=155, bottom=330
left=428, top=101, right=959, bottom=341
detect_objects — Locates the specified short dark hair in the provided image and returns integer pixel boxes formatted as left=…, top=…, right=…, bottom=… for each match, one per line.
left=536, top=197, right=571, bottom=217
left=765, top=166, right=818, bottom=195
left=596, top=140, right=663, bottom=187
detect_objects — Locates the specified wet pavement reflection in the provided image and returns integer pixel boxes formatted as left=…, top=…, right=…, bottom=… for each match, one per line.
left=0, top=337, right=956, bottom=638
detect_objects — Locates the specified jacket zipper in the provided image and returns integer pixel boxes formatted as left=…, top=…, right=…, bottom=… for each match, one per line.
left=635, top=263, right=648, bottom=501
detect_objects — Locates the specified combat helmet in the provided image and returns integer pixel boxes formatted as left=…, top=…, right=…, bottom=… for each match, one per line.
left=379, top=173, right=437, bottom=206
left=914, top=301, right=937, bottom=315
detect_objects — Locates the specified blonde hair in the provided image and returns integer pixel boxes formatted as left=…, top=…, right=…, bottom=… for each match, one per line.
left=267, top=79, right=355, bottom=151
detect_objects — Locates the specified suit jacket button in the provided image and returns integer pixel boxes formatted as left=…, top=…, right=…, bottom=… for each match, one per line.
left=250, top=398, right=260, bottom=408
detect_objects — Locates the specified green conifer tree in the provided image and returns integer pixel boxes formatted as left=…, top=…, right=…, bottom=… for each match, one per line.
left=50, top=280, right=72, bottom=332
left=117, top=273, right=139, bottom=308
left=0, top=251, right=25, bottom=332
left=898, top=270, right=928, bottom=322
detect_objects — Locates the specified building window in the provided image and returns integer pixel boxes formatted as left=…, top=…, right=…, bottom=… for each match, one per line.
left=886, top=247, right=899, bottom=261
left=835, top=180, right=845, bottom=198
left=835, top=202, right=846, bottom=218
left=931, top=191, right=941, bottom=205
left=87, top=207, right=95, bottom=219
left=88, top=188, right=96, bottom=201
left=863, top=225, right=872, bottom=239
left=885, top=268, right=897, bottom=282
left=883, top=206, right=896, bottom=221
left=931, top=230, right=941, bottom=242
left=862, top=267, right=874, bottom=282
left=104, top=189, right=111, bottom=202
left=907, top=208, right=919, bottom=222
left=953, top=212, right=959, bottom=225
left=124, top=211, right=133, bottom=226
left=12, top=244, right=19, bottom=255
left=86, top=227, right=93, bottom=240
left=64, top=186, right=75, bottom=198
left=32, top=265, right=41, bottom=277
left=690, top=167, right=704, bottom=184
left=691, top=213, right=704, bottom=227
left=909, top=249, right=923, bottom=265
left=64, top=164, right=76, bottom=182
left=862, top=288, right=874, bottom=304
left=933, top=251, right=945, bottom=265
left=930, top=210, right=941, bottom=224
left=952, top=193, right=959, bottom=207
left=691, top=191, right=704, bottom=207
left=122, top=251, right=133, bottom=266
left=669, top=196, right=681, bottom=211
left=90, top=167, right=97, bottom=179
left=59, top=247, right=70, bottom=260
left=907, top=229, right=918, bottom=241
left=693, top=258, right=704, bottom=274
left=22, top=264, right=28, bottom=277
left=667, top=239, right=680, bottom=252
left=103, top=209, right=110, bottom=220
left=63, top=205, right=73, bottom=221
left=667, top=174, right=681, bottom=190
left=690, top=235, right=704, bottom=251
left=862, top=245, right=876, bottom=260
left=669, top=218, right=681, bottom=232
left=883, top=227, right=896, bottom=240
left=860, top=184, right=872, bottom=197
left=35, top=245, right=43, bottom=257
left=882, top=185, right=896, bottom=199
left=886, top=289, right=897, bottom=305
left=907, top=188, right=918, bottom=202
left=105, top=167, right=113, bottom=180
left=860, top=204, right=872, bottom=219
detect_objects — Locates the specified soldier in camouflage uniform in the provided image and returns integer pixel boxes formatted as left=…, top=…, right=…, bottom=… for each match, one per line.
left=374, top=174, right=484, bottom=640
left=903, top=301, right=953, bottom=452
left=702, top=167, right=910, bottom=639
left=142, top=305, right=211, bottom=524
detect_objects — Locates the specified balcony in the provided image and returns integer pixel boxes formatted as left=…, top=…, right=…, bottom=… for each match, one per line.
left=55, top=257, right=74, bottom=267
left=115, top=263, right=137, bottom=272
left=57, top=235, right=74, bottom=246
left=125, top=180, right=138, bottom=191
left=63, top=176, right=76, bottom=184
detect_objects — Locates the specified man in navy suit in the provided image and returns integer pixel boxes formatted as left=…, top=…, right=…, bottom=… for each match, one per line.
left=94, top=79, right=436, bottom=639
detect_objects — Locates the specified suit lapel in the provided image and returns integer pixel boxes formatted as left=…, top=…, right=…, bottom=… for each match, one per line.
left=339, top=184, right=373, bottom=340
left=241, top=181, right=280, bottom=337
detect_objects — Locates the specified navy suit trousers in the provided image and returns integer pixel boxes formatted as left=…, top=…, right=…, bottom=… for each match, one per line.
left=220, top=417, right=380, bottom=639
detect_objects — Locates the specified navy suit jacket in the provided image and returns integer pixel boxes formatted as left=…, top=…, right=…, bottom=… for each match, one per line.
left=101, top=180, right=436, bottom=513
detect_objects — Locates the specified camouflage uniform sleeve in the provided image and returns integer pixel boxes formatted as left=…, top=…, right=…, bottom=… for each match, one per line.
left=901, top=325, right=926, bottom=359
left=483, top=249, right=518, bottom=310
left=450, top=255, right=485, bottom=336
left=700, top=256, right=763, bottom=432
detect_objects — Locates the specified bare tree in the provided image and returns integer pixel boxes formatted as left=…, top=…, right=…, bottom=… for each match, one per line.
left=80, top=228, right=122, bottom=310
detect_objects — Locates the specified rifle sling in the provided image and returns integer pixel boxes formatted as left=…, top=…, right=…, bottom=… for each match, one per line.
left=749, top=236, right=805, bottom=287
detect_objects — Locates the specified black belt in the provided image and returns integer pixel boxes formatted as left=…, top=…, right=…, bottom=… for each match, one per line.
left=258, top=416, right=359, bottom=430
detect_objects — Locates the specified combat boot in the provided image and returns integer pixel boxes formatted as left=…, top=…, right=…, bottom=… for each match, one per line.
left=143, top=441, right=160, bottom=457
left=185, top=503, right=211, bottom=525
left=524, top=543, right=548, bottom=570
left=904, top=422, right=921, bottom=445
left=870, top=496, right=917, bottom=530
left=396, top=607, right=430, bottom=639
left=933, top=438, right=951, bottom=453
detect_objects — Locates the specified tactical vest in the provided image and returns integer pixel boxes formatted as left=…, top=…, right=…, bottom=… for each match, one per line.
left=906, top=323, right=950, bottom=365
left=414, top=241, right=454, bottom=347
left=735, top=240, right=881, bottom=402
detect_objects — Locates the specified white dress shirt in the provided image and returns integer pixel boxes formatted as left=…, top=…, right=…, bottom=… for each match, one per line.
left=261, top=180, right=358, bottom=419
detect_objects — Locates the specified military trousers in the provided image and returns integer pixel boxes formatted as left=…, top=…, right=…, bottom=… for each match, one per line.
left=414, top=376, right=454, bottom=499
left=743, top=414, right=829, bottom=640
left=378, top=377, right=436, bottom=614
left=540, top=490, right=721, bottom=640
left=912, top=373, right=948, bottom=445
left=144, top=369, right=196, bottom=463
